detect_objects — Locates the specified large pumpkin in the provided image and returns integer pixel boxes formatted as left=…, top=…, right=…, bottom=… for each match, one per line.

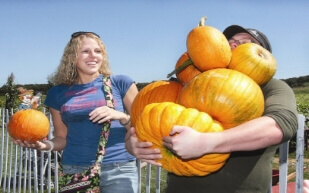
left=173, top=52, right=201, bottom=85
left=187, top=16, right=232, bottom=71
left=131, top=80, right=183, bottom=126
left=228, top=43, right=277, bottom=85
left=8, top=109, right=50, bottom=143
left=136, top=102, right=230, bottom=176
left=178, top=68, right=264, bottom=129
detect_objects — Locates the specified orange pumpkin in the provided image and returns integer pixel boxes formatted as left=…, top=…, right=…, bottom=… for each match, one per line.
left=178, top=68, right=264, bottom=129
left=187, top=16, right=232, bottom=71
left=131, top=80, right=183, bottom=126
left=136, top=102, right=230, bottom=176
left=228, top=43, right=277, bottom=85
left=8, top=109, right=50, bottom=143
left=173, top=52, right=201, bottom=85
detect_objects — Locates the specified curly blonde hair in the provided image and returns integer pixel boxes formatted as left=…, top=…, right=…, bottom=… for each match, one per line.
left=50, top=32, right=112, bottom=85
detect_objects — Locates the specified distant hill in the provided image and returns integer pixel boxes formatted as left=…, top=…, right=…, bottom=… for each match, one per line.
left=134, top=75, right=309, bottom=91
left=281, top=75, right=309, bottom=88
left=0, top=75, right=308, bottom=95
left=137, top=75, right=309, bottom=90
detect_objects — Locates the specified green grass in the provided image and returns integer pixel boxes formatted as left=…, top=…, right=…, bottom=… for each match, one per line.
left=293, top=85, right=309, bottom=95
left=140, top=163, right=167, bottom=193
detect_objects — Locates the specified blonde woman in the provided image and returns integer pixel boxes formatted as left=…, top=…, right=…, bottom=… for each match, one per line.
left=14, top=32, right=139, bottom=193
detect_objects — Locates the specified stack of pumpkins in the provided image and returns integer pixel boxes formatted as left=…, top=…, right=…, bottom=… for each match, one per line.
left=131, top=16, right=277, bottom=176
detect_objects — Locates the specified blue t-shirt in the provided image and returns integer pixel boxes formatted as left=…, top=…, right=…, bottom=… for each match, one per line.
left=44, top=74, right=136, bottom=166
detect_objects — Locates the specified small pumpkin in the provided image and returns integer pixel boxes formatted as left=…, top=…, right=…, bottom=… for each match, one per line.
left=178, top=68, right=264, bottom=129
left=8, top=109, right=50, bottom=143
left=131, top=80, right=183, bottom=126
left=136, top=102, right=230, bottom=176
left=168, top=52, right=201, bottom=85
left=228, top=43, right=277, bottom=85
left=187, top=16, right=232, bottom=71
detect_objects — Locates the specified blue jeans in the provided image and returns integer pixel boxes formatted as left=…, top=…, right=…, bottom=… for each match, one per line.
left=62, top=161, right=138, bottom=193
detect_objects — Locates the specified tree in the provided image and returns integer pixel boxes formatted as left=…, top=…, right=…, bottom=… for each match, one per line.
left=5, top=73, right=19, bottom=113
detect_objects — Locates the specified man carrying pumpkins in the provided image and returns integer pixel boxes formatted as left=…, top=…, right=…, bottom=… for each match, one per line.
left=126, top=24, right=300, bottom=193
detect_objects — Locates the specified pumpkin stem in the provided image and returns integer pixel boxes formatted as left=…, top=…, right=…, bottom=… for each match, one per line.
left=198, top=16, right=208, bottom=27
left=167, top=59, right=193, bottom=78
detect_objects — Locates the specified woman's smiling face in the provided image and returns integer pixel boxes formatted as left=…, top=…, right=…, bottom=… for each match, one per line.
left=76, top=37, right=103, bottom=82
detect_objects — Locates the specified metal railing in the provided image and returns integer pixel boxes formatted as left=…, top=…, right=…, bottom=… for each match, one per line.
left=0, top=108, right=306, bottom=193
left=268, top=114, right=306, bottom=193
left=0, top=108, right=163, bottom=193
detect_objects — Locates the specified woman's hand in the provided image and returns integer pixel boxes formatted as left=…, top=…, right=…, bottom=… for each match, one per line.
left=11, top=139, right=50, bottom=151
left=125, top=127, right=162, bottom=166
left=89, top=106, right=127, bottom=124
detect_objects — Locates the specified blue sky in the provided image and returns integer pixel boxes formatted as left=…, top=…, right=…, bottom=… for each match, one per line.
left=1, top=0, right=308, bottom=86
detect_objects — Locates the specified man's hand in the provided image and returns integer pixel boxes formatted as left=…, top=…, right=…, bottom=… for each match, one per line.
left=125, top=127, right=162, bottom=166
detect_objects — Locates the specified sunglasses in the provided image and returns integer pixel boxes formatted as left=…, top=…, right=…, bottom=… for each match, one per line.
left=228, top=37, right=255, bottom=46
left=71, top=31, right=100, bottom=39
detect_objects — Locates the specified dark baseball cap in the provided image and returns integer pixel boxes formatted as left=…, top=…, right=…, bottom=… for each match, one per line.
left=223, top=25, right=272, bottom=53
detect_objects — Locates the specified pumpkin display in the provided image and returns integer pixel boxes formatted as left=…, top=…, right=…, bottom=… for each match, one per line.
left=187, top=16, right=232, bottom=71
left=131, top=80, right=183, bottom=126
left=135, top=102, right=230, bottom=176
left=8, top=109, right=50, bottom=143
left=130, top=16, right=273, bottom=177
left=228, top=43, right=277, bottom=85
left=178, top=68, right=264, bottom=129
left=168, top=52, right=201, bottom=85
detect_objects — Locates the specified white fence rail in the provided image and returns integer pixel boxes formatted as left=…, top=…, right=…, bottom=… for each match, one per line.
left=0, top=108, right=163, bottom=193
left=0, top=109, right=307, bottom=193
